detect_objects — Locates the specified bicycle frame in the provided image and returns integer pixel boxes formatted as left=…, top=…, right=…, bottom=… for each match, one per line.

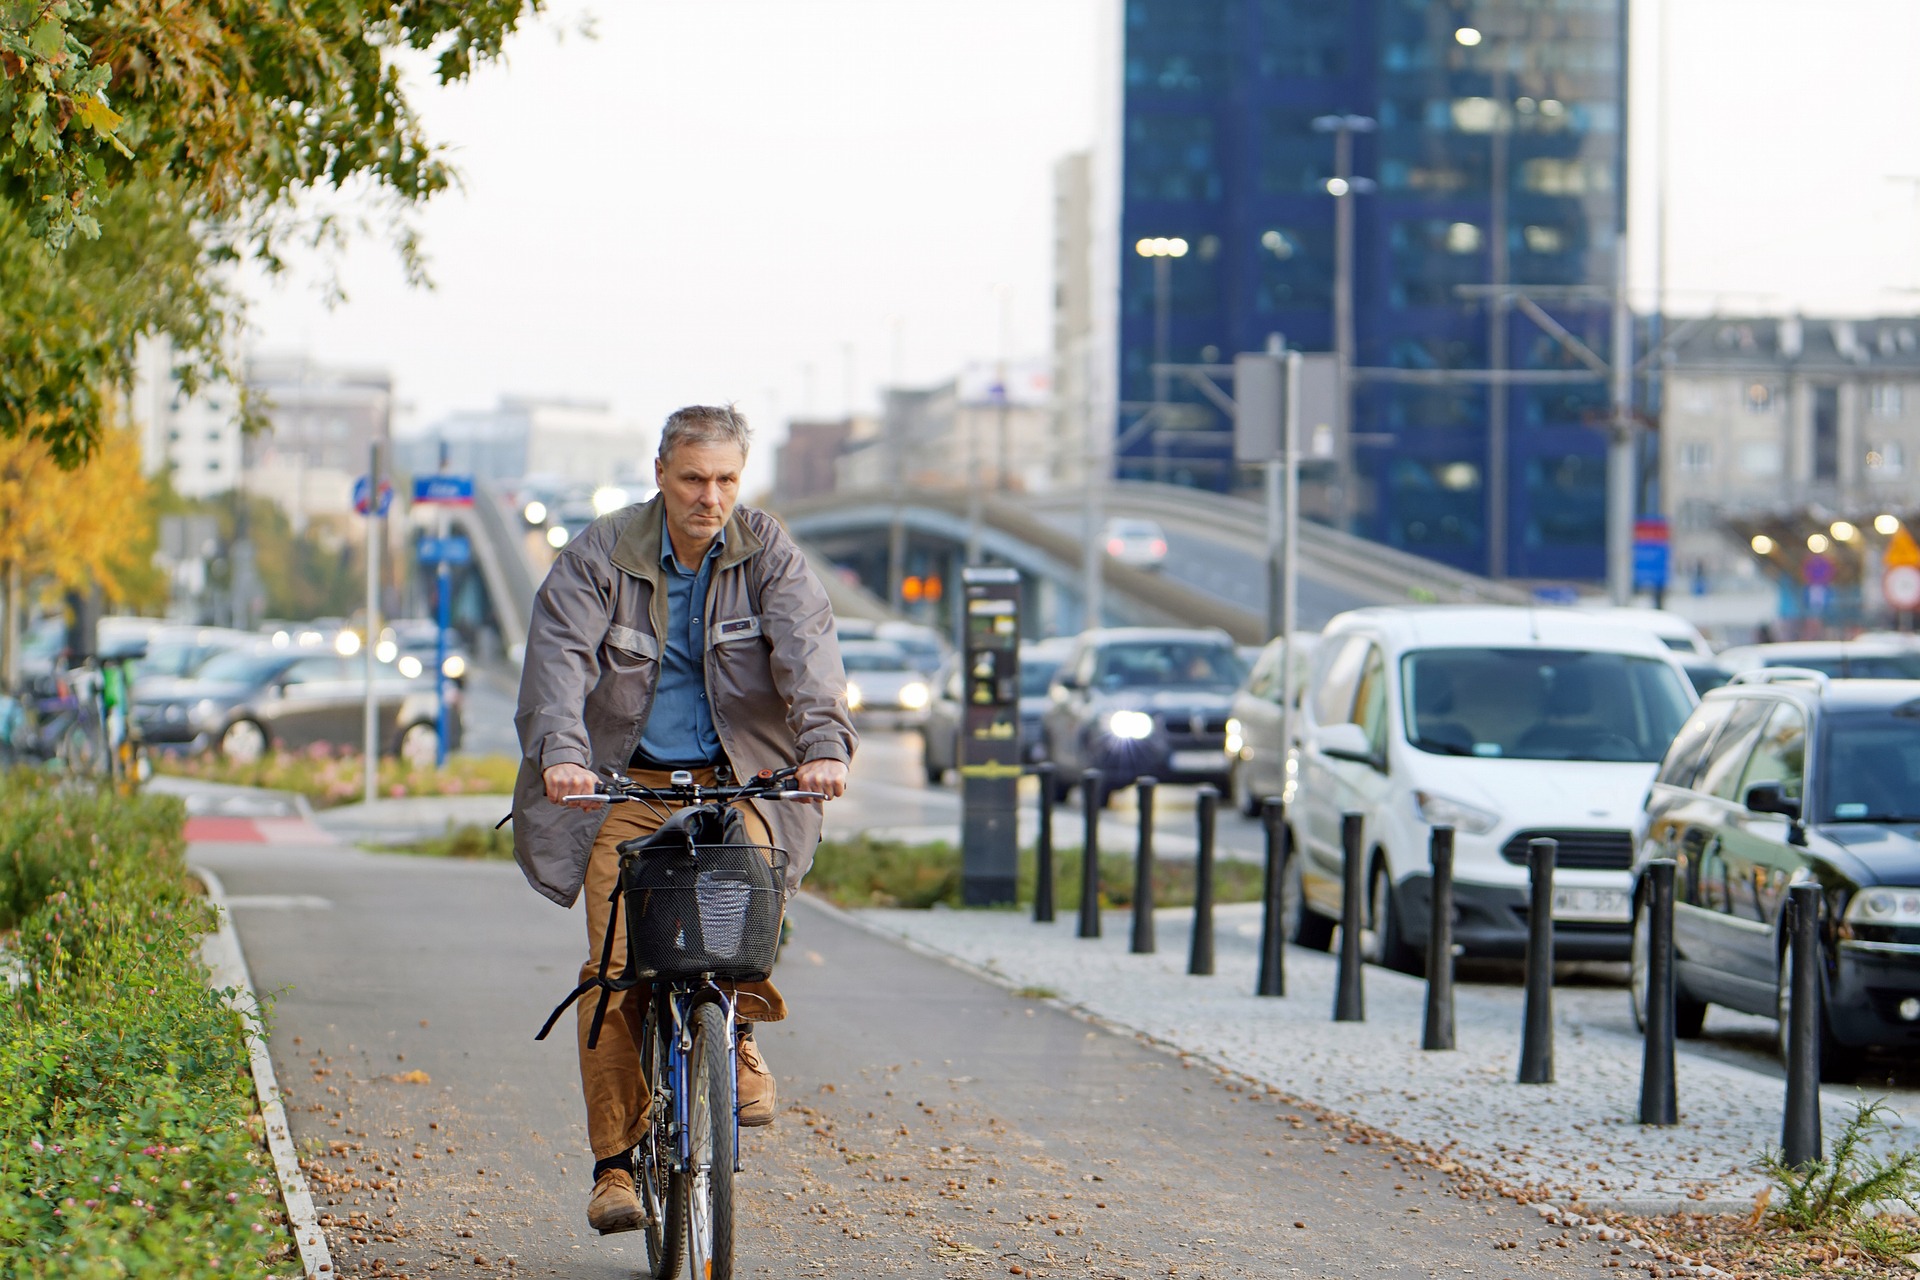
left=655, top=982, right=742, bottom=1174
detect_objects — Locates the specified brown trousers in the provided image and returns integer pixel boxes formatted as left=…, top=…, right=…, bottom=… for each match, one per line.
left=579, top=766, right=788, bottom=1159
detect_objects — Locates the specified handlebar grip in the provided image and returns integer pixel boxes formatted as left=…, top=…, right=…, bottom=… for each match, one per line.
left=560, top=793, right=613, bottom=804
left=773, top=790, right=827, bottom=801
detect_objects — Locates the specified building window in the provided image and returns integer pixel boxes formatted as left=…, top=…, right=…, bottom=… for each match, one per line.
left=1739, top=442, right=1783, bottom=476
left=1868, top=442, right=1906, bottom=476
left=1677, top=442, right=1713, bottom=474
left=1743, top=382, right=1778, bottom=414
left=1519, top=158, right=1613, bottom=195
left=1869, top=384, right=1904, bottom=418
left=1677, top=499, right=1716, bottom=532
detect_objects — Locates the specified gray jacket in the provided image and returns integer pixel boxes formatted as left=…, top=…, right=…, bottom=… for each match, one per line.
left=512, top=496, right=856, bottom=906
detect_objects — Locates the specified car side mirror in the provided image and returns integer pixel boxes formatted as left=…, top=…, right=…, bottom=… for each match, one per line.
left=1744, top=782, right=1801, bottom=821
left=1317, top=721, right=1382, bottom=771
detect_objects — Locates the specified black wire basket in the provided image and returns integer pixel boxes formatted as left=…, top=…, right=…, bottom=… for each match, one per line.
left=622, top=842, right=789, bottom=982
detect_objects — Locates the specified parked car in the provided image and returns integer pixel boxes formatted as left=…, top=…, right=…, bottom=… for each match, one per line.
left=133, top=626, right=256, bottom=681
left=135, top=642, right=459, bottom=763
left=1680, top=659, right=1735, bottom=697
left=1102, top=517, right=1169, bottom=570
left=1039, top=628, right=1247, bottom=805
left=1573, top=606, right=1715, bottom=659
left=1631, top=670, right=1920, bottom=1080
left=841, top=639, right=932, bottom=725
left=921, top=637, right=1074, bottom=784
left=1289, top=607, right=1697, bottom=971
left=1225, top=632, right=1321, bottom=816
left=1713, top=640, right=1920, bottom=681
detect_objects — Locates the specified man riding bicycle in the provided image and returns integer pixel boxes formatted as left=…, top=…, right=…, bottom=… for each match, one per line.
left=512, top=404, right=855, bottom=1236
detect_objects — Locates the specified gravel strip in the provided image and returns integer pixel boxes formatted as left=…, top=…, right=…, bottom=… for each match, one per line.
left=851, top=900, right=1913, bottom=1210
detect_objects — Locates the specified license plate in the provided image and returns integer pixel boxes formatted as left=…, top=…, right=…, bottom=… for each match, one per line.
left=1552, top=887, right=1631, bottom=923
left=1168, top=750, right=1230, bottom=774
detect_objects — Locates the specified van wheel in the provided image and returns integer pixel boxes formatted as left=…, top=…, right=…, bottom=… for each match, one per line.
left=219, top=719, right=269, bottom=765
left=1285, top=848, right=1335, bottom=952
left=1230, top=761, right=1260, bottom=817
left=1364, top=860, right=1420, bottom=975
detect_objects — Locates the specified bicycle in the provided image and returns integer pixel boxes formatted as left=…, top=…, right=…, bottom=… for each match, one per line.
left=535, top=765, right=820, bottom=1280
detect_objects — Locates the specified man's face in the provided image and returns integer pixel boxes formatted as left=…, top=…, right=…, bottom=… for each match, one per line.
left=656, top=440, right=745, bottom=551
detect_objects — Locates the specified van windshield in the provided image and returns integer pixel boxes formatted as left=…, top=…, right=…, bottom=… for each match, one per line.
left=1401, top=647, right=1693, bottom=762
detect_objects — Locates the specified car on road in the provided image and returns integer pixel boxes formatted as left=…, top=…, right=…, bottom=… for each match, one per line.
left=875, top=620, right=950, bottom=675
left=1630, top=670, right=1920, bottom=1081
left=842, top=638, right=932, bottom=726
left=921, top=637, right=1074, bottom=784
left=1712, top=640, right=1920, bottom=681
left=135, top=642, right=460, bottom=764
left=1039, top=627, right=1247, bottom=805
left=1102, top=517, right=1169, bottom=570
left=1225, top=632, right=1320, bottom=815
left=1289, top=607, right=1697, bottom=971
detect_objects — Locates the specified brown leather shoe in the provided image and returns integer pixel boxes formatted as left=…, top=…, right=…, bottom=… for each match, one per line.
left=736, top=1033, right=776, bottom=1127
left=587, top=1168, right=643, bottom=1235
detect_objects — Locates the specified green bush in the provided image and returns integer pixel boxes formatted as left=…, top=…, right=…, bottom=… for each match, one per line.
left=0, top=772, right=296, bottom=1276
left=805, top=835, right=1266, bottom=911
left=374, top=820, right=516, bottom=860
left=153, top=743, right=519, bottom=809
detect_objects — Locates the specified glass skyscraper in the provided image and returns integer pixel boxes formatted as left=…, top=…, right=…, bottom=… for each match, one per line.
left=1114, top=0, right=1627, bottom=579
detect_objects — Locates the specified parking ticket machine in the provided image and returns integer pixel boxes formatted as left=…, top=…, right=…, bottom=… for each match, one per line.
left=959, top=567, right=1021, bottom=905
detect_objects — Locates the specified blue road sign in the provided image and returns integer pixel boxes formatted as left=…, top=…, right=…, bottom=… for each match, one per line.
left=413, top=474, right=475, bottom=506
left=418, top=536, right=472, bottom=565
left=353, top=476, right=394, bottom=517
left=1632, top=542, right=1670, bottom=591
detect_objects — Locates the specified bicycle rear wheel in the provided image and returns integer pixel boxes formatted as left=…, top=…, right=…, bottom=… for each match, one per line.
left=639, top=1004, right=684, bottom=1279
left=682, top=1000, right=736, bottom=1280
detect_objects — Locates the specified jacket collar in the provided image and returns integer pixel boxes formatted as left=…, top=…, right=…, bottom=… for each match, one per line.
left=609, top=494, right=762, bottom=583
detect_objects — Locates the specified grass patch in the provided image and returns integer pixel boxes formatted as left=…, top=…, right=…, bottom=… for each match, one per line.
left=372, top=821, right=515, bottom=860
left=804, top=834, right=1265, bottom=911
left=0, top=771, right=297, bottom=1275
left=154, top=743, right=517, bottom=808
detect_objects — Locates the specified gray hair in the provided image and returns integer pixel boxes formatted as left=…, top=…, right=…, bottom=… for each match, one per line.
left=659, top=404, right=752, bottom=463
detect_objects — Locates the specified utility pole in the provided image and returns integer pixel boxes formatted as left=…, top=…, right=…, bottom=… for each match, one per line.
left=1312, top=114, right=1377, bottom=533
left=1607, top=239, right=1636, bottom=604
left=1488, top=54, right=1512, bottom=581
left=363, top=440, right=383, bottom=805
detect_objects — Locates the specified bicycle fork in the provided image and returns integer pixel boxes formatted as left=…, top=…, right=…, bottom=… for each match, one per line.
left=665, top=991, right=744, bottom=1175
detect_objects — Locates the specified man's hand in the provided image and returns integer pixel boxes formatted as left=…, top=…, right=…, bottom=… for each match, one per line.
left=794, top=758, right=849, bottom=802
left=543, top=762, right=603, bottom=808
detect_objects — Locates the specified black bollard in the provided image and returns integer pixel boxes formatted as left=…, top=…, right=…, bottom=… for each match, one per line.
left=1782, top=882, right=1823, bottom=1168
left=1032, top=764, right=1056, bottom=924
left=1421, top=825, right=1456, bottom=1051
left=1334, top=812, right=1365, bottom=1022
left=1639, top=858, right=1679, bottom=1125
left=1131, top=777, right=1158, bottom=954
left=1517, top=837, right=1557, bottom=1084
left=1189, top=785, right=1219, bottom=975
left=1257, top=798, right=1287, bottom=997
left=1077, top=769, right=1102, bottom=938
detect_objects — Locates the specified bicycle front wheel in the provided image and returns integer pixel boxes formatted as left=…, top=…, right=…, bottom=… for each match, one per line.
left=640, top=1004, right=684, bottom=1280
left=682, top=1000, right=736, bottom=1280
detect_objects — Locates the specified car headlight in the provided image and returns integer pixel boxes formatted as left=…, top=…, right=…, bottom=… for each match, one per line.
left=1413, top=789, right=1501, bottom=836
left=1224, top=716, right=1244, bottom=756
left=188, top=698, right=221, bottom=728
left=846, top=681, right=864, bottom=711
left=398, top=655, right=423, bottom=679
left=898, top=681, right=929, bottom=711
left=1107, top=709, right=1155, bottom=740
left=1845, top=887, right=1920, bottom=926
left=442, top=654, right=467, bottom=680
left=375, top=639, right=398, bottom=663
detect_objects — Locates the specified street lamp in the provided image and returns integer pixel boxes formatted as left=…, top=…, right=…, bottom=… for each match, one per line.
left=1312, top=113, right=1377, bottom=532
left=1136, top=236, right=1189, bottom=416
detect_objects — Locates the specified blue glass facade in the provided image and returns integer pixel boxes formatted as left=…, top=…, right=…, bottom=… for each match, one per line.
left=1118, top=0, right=1627, bottom=579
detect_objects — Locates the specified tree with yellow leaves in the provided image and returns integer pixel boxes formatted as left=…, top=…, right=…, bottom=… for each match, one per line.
left=0, top=418, right=160, bottom=684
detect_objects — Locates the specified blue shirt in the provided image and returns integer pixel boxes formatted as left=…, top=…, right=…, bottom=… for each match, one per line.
left=635, top=514, right=724, bottom=764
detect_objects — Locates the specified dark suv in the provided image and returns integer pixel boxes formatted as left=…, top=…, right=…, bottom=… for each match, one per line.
left=1631, top=670, right=1920, bottom=1080
left=1039, top=628, right=1246, bottom=806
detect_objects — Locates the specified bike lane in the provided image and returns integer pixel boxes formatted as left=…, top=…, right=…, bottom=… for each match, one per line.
left=194, top=828, right=1629, bottom=1279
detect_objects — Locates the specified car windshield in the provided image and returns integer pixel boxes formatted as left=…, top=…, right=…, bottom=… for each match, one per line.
left=1401, top=647, right=1694, bottom=762
left=192, top=649, right=289, bottom=686
left=1096, top=641, right=1244, bottom=690
left=1819, top=706, right=1920, bottom=823
left=1020, top=658, right=1063, bottom=697
left=842, top=644, right=911, bottom=674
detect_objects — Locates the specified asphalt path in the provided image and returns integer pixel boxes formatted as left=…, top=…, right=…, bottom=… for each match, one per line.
left=195, top=830, right=1630, bottom=1278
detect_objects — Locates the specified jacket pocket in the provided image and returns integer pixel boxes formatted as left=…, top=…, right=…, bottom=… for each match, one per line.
left=605, top=624, right=660, bottom=672
left=711, top=615, right=764, bottom=648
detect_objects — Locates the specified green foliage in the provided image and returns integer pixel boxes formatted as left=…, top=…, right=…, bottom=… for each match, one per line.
left=153, top=742, right=519, bottom=809
left=375, top=820, right=514, bottom=860
left=805, top=835, right=1267, bottom=912
left=1758, top=1099, right=1920, bottom=1260
left=0, top=0, right=545, bottom=465
left=0, top=770, right=295, bottom=1274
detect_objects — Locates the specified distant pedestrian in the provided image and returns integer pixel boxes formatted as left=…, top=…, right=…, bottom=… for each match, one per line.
left=512, top=404, right=856, bottom=1235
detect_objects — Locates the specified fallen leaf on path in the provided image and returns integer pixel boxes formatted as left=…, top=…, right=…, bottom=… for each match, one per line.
left=390, top=1069, right=432, bottom=1085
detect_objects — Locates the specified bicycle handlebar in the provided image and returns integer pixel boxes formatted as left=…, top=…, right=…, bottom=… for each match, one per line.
left=561, top=765, right=826, bottom=806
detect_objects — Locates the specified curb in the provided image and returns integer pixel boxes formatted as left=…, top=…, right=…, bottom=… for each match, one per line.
left=194, top=863, right=334, bottom=1280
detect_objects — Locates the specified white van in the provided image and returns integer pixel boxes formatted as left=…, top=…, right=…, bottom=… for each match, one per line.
left=1289, top=607, right=1697, bottom=971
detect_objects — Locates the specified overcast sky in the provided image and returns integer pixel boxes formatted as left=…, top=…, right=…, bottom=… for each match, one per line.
left=241, top=0, right=1920, bottom=494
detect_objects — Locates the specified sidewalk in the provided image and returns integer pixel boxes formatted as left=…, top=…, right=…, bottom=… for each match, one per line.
left=848, top=899, right=1917, bottom=1213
